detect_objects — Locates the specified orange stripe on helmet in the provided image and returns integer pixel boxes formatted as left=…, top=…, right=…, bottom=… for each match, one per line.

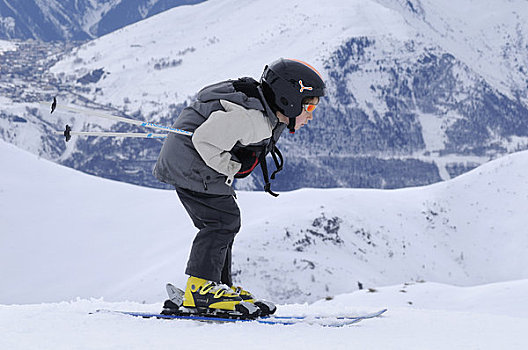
left=286, top=58, right=324, bottom=80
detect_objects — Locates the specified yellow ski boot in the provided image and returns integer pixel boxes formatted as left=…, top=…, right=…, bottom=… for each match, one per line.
left=182, top=276, right=260, bottom=318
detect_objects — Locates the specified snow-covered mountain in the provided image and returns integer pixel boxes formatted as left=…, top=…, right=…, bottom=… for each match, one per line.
left=0, top=0, right=96, bottom=41
left=1, top=0, right=528, bottom=191
left=0, top=0, right=205, bottom=41
left=2, top=137, right=527, bottom=305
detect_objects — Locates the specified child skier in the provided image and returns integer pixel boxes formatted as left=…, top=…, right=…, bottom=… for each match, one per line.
left=153, top=58, right=326, bottom=317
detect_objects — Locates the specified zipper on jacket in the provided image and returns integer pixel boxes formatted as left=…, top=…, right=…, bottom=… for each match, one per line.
left=202, top=178, right=208, bottom=191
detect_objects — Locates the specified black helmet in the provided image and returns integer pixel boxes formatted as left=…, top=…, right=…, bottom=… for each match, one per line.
left=261, top=58, right=326, bottom=131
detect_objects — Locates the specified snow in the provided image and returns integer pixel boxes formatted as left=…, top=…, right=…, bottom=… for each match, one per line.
left=232, top=151, right=528, bottom=302
left=3, top=139, right=528, bottom=304
left=377, top=0, right=528, bottom=98
left=50, top=0, right=412, bottom=114
left=0, top=39, right=16, bottom=54
left=0, top=140, right=190, bottom=304
left=1, top=139, right=528, bottom=348
left=49, top=0, right=528, bottom=117
left=79, top=0, right=122, bottom=35
left=1, top=282, right=527, bottom=349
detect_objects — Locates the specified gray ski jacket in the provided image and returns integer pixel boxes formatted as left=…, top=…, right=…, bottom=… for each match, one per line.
left=153, top=78, right=286, bottom=195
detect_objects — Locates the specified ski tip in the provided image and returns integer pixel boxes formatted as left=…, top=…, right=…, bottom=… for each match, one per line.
left=370, top=308, right=388, bottom=315
left=370, top=308, right=388, bottom=318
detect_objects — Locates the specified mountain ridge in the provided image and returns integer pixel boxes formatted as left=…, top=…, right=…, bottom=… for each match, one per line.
left=0, top=0, right=205, bottom=41
left=1, top=0, right=528, bottom=191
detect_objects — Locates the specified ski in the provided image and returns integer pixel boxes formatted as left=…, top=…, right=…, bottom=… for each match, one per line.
left=94, top=308, right=387, bottom=327
left=94, top=282, right=387, bottom=326
left=264, top=308, right=388, bottom=322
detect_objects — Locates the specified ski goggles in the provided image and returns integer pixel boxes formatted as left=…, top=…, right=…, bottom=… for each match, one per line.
left=302, top=103, right=318, bottom=113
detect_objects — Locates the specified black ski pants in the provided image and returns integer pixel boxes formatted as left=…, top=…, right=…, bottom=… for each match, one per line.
left=176, top=187, right=240, bottom=286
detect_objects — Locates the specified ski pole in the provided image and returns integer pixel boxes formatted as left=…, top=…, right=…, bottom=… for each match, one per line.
left=44, top=98, right=193, bottom=137
left=55, top=125, right=167, bottom=142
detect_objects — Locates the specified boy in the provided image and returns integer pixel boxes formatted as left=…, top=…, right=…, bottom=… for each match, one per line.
left=153, top=58, right=326, bottom=316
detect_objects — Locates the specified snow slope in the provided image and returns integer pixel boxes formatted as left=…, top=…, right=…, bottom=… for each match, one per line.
left=2, top=139, right=528, bottom=348
left=2, top=139, right=528, bottom=304
left=0, top=140, right=192, bottom=304
left=234, top=152, right=528, bottom=302
left=1, top=281, right=527, bottom=350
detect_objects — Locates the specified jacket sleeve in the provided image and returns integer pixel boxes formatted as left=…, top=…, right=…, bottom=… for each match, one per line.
left=191, top=99, right=273, bottom=185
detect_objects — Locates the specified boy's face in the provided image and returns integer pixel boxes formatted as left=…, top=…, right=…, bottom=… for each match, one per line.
left=294, top=96, right=319, bottom=130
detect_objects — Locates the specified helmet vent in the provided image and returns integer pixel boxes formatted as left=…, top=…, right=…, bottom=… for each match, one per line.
left=280, top=97, right=289, bottom=106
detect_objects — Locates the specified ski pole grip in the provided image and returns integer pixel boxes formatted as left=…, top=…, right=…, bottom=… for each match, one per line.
left=64, top=125, right=72, bottom=142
